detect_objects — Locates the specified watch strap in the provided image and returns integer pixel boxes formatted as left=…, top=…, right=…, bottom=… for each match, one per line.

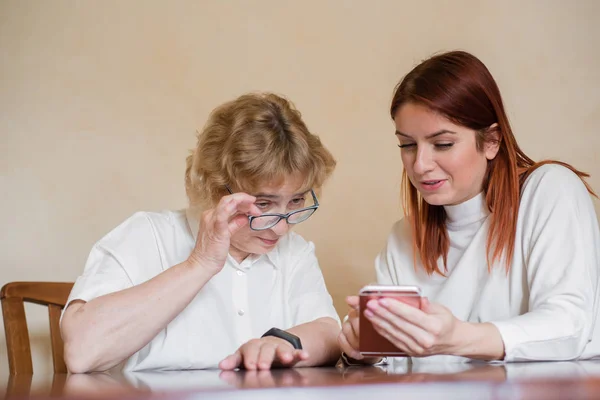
left=261, top=327, right=303, bottom=350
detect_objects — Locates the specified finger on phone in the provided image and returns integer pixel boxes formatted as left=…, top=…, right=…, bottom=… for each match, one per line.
left=420, top=296, right=431, bottom=312
left=341, top=319, right=359, bottom=350
left=338, top=331, right=362, bottom=360
left=346, top=296, right=359, bottom=309
left=349, top=316, right=360, bottom=346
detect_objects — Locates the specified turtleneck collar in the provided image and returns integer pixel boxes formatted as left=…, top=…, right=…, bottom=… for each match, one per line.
left=443, top=192, right=489, bottom=228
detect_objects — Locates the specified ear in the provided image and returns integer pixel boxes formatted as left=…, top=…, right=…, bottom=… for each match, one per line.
left=484, top=123, right=501, bottom=160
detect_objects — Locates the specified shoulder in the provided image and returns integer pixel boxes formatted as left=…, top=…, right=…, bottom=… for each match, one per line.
left=376, top=217, right=414, bottom=264
left=375, top=218, right=415, bottom=284
left=88, top=210, right=187, bottom=280
left=386, top=217, right=413, bottom=252
left=523, top=163, right=588, bottom=192
left=98, top=210, right=187, bottom=251
left=520, top=163, right=594, bottom=211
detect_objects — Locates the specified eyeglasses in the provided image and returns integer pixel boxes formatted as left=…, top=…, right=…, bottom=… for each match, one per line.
left=225, top=185, right=319, bottom=231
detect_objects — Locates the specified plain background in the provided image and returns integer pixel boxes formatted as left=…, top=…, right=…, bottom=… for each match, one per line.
left=1, top=0, right=599, bottom=378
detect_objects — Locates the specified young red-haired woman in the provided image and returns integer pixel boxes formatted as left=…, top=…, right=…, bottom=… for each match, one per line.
left=339, top=51, right=600, bottom=363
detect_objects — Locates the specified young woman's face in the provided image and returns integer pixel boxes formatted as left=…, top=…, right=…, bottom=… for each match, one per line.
left=229, top=174, right=313, bottom=261
left=394, top=103, right=499, bottom=206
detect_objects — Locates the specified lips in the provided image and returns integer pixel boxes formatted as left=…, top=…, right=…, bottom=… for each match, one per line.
left=419, top=179, right=446, bottom=191
left=258, top=237, right=278, bottom=246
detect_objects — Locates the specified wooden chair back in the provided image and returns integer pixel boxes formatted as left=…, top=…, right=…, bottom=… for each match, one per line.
left=1, top=281, right=74, bottom=375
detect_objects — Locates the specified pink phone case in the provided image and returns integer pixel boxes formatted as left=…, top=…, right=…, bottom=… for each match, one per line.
left=359, top=287, right=422, bottom=357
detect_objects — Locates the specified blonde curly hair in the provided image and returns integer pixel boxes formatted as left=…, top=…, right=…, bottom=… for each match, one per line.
left=185, top=92, right=336, bottom=208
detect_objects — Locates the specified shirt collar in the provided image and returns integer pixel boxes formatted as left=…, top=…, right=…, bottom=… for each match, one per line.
left=185, top=207, right=280, bottom=270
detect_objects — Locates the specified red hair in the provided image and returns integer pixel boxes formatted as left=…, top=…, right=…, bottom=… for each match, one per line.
left=390, top=51, right=596, bottom=275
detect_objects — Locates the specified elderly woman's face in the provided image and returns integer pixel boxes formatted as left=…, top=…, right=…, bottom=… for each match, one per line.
left=229, top=174, right=312, bottom=262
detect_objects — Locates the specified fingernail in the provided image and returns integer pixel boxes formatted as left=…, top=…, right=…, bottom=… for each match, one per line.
left=367, top=300, right=379, bottom=309
left=260, top=363, right=268, bottom=369
left=379, top=298, right=389, bottom=306
left=365, top=309, right=375, bottom=318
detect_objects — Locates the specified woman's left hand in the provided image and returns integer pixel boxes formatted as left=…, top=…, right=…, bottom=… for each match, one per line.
left=219, top=337, right=309, bottom=370
left=364, top=297, right=461, bottom=357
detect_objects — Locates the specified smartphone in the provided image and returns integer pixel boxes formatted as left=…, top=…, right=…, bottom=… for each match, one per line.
left=358, top=284, right=423, bottom=357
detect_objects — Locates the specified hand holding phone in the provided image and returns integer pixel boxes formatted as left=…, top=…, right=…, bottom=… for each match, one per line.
left=358, top=284, right=423, bottom=357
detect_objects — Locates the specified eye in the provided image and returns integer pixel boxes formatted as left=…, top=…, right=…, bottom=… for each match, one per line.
left=435, top=143, right=454, bottom=149
left=289, top=197, right=306, bottom=209
left=398, top=143, right=416, bottom=149
left=255, top=202, right=270, bottom=209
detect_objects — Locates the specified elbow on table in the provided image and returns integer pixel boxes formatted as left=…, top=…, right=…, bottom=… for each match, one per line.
left=63, top=338, right=98, bottom=374
left=62, top=327, right=111, bottom=374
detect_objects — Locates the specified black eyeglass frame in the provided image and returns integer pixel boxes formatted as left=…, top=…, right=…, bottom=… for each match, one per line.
left=225, top=185, right=319, bottom=231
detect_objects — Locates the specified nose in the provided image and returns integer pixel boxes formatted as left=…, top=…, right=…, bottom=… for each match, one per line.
left=270, top=217, right=290, bottom=236
left=412, top=146, right=436, bottom=176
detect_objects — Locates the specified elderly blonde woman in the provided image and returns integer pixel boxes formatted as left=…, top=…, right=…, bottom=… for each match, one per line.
left=61, top=93, right=341, bottom=373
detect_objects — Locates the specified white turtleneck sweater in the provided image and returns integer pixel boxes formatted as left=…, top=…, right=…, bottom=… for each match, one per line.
left=376, top=164, right=600, bottom=362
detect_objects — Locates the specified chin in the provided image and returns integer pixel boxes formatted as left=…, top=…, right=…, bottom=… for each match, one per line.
left=420, top=193, right=453, bottom=207
left=252, top=241, right=278, bottom=253
left=238, top=245, right=268, bottom=255
left=253, top=246, right=272, bottom=254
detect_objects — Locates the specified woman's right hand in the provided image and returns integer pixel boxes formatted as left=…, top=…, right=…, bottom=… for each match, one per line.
left=338, top=296, right=363, bottom=360
left=338, top=296, right=382, bottom=365
left=188, top=192, right=262, bottom=274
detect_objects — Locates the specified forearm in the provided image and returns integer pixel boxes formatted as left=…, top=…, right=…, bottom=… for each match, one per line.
left=453, top=321, right=505, bottom=361
left=288, top=317, right=341, bottom=367
left=62, top=260, right=214, bottom=372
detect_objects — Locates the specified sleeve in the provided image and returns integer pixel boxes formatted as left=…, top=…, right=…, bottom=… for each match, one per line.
left=490, top=165, right=600, bottom=361
left=286, top=239, right=341, bottom=327
left=65, top=244, right=134, bottom=309
left=64, top=212, right=161, bottom=311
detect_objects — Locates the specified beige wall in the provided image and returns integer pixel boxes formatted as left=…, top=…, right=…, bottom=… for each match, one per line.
left=1, top=0, right=599, bottom=378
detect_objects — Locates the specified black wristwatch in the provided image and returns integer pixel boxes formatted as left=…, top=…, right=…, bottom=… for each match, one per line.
left=261, top=327, right=303, bottom=350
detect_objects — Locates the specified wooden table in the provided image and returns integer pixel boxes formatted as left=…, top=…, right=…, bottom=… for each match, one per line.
left=3, top=359, right=600, bottom=399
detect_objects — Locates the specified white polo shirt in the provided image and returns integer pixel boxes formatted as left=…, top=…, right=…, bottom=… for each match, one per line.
left=65, top=209, right=340, bottom=371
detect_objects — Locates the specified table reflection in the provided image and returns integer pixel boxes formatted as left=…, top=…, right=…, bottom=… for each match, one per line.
left=4, top=359, right=600, bottom=399
left=68, top=359, right=600, bottom=392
